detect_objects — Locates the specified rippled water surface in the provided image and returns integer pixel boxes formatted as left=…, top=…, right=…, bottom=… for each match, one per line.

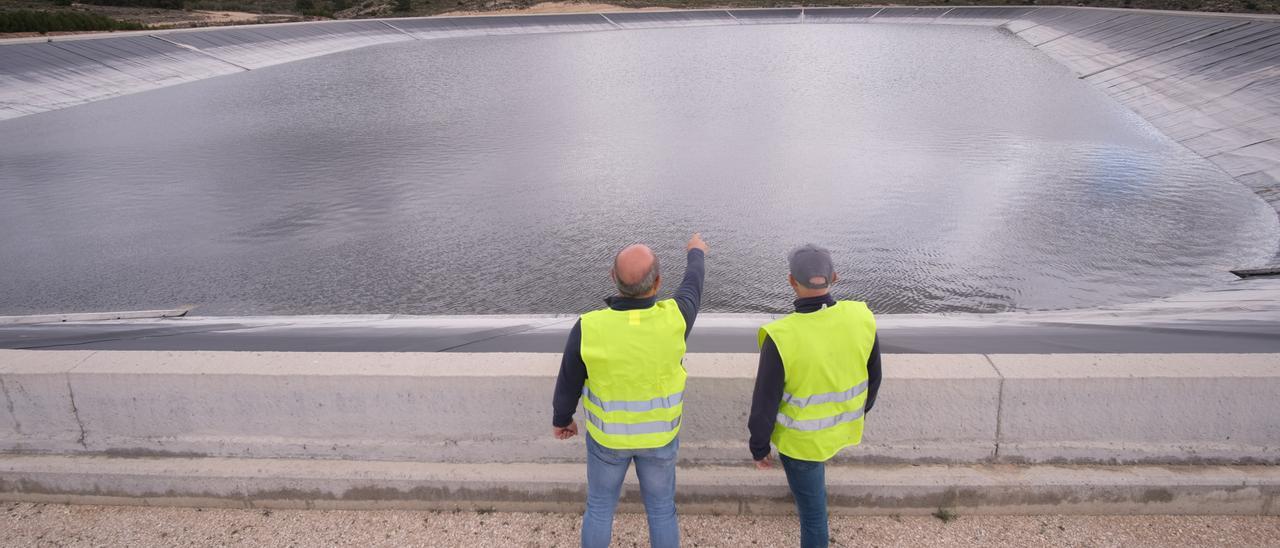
left=1, top=25, right=1277, bottom=315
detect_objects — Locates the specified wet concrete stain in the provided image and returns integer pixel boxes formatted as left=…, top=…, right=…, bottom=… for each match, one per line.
left=3, top=474, right=1276, bottom=514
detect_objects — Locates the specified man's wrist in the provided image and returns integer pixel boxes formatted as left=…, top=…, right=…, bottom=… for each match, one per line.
left=553, top=416, right=573, bottom=428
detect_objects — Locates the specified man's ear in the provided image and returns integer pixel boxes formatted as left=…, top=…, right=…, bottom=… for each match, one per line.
left=652, top=274, right=662, bottom=293
left=788, top=274, right=799, bottom=290
left=610, top=268, right=617, bottom=284
left=830, top=272, right=839, bottom=285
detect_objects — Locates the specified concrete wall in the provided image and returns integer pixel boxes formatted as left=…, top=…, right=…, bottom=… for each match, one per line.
left=2, top=350, right=1277, bottom=465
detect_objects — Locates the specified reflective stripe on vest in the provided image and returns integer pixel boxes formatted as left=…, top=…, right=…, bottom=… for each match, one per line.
left=782, top=380, right=867, bottom=409
left=583, top=386, right=684, bottom=413
left=584, top=408, right=682, bottom=435
left=775, top=408, right=865, bottom=432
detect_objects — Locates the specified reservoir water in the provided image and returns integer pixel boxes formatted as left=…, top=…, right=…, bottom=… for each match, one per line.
left=1, top=24, right=1276, bottom=315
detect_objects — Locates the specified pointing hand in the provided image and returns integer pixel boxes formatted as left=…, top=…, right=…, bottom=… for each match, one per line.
left=686, top=233, right=709, bottom=254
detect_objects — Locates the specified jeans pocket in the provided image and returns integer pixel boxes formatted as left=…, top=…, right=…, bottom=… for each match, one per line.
left=587, top=434, right=629, bottom=464
left=643, top=436, right=679, bottom=463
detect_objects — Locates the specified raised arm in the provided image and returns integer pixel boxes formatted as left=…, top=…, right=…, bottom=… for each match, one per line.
left=673, top=233, right=708, bottom=338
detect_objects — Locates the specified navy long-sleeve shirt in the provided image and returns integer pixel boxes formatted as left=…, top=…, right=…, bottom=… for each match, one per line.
left=552, top=249, right=706, bottom=428
left=748, top=294, right=882, bottom=460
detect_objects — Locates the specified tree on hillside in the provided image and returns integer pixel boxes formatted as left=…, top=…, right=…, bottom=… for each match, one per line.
left=394, top=0, right=411, bottom=12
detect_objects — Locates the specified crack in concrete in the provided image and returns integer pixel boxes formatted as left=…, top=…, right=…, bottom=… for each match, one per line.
left=64, top=351, right=98, bottom=450
left=985, top=354, right=1006, bottom=462
left=64, top=377, right=87, bottom=450
left=0, top=376, right=19, bottom=434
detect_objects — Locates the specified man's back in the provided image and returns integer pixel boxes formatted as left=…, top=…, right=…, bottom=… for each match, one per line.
left=759, top=301, right=877, bottom=462
left=579, top=299, right=689, bottom=450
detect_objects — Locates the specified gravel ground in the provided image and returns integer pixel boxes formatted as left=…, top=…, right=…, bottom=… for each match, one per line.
left=2, top=503, right=1279, bottom=547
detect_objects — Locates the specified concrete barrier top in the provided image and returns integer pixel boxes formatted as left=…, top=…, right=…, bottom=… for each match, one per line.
left=3, top=350, right=1278, bottom=466
left=8, top=349, right=1277, bottom=377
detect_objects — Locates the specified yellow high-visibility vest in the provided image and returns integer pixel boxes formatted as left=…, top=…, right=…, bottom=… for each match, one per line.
left=758, top=300, right=877, bottom=462
left=580, top=299, right=688, bottom=450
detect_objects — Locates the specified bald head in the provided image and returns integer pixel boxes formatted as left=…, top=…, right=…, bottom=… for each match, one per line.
left=612, top=244, right=661, bottom=298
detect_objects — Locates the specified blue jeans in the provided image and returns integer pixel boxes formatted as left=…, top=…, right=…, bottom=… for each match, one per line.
left=582, top=432, right=680, bottom=548
left=781, top=454, right=828, bottom=548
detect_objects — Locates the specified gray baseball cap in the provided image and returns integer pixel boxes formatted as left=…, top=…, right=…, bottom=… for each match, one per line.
left=788, top=244, right=835, bottom=289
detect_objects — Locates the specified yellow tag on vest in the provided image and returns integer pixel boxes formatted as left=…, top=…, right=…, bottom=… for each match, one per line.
left=629, top=310, right=641, bottom=326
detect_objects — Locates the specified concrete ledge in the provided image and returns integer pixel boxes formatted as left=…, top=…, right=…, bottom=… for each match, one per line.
left=1, top=455, right=1276, bottom=515
left=992, top=354, right=1280, bottom=464
left=2, top=351, right=1278, bottom=465
left=0, top=308, right=190, bottom=326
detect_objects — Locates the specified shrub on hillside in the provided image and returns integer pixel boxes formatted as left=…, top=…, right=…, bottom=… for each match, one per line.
left=0, top=10, right=148, bottom=33
left=79, top=0, right=186, bottom=9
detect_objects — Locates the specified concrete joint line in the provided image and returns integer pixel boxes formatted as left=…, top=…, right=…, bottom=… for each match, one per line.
left=1201, top=72, right=1268, bottom=105
left=724, top=10, right=740, bottom=22
left=1032, top=14, right=1131, bottom=48
left=1027, top=321, right=1280, bottom=341
left=1186, top=34, right=1280, bottom=76
left=0, top=307, right=192, bottom=326
left=433, top=317, right=575, bottom=352
left=1010, top=8, right=1078, bottom=36
left=598, top=14, right=621, bottom=30
left=148, top=35, right=251, bottom=72
left=985, top=354, right=1006, bottom=461
left=1000, top=7, right=1041, bottom=28
left=1174, top=111, right=1275, bottom=143
left=1206, top=137, right=1277, bottom=159
left=932, top=8, right=956, bottom=24
left=1078, top=20, right=1254, bottom=80
left=1128, top=23, right=1279, bottom=90
left=868, top=7, right=886, bottom=21
left=14, top=323, right=271, bottom=351
left=378, top=20, right=420, bottom=40
left=45, top=42, right=147, bottom=83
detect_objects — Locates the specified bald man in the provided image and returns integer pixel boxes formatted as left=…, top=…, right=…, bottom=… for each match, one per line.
left=552, top=233, right=708, bottom=548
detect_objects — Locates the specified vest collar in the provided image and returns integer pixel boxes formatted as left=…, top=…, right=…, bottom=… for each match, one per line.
left=794, top=294, right=837, bottom=314
left=605, top=295, right=658, bottom=311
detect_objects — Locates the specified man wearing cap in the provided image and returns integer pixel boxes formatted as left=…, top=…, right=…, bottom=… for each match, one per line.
left=748, top=244, right=882, bottom=548
left=552, top=233, right=709, bottom=548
